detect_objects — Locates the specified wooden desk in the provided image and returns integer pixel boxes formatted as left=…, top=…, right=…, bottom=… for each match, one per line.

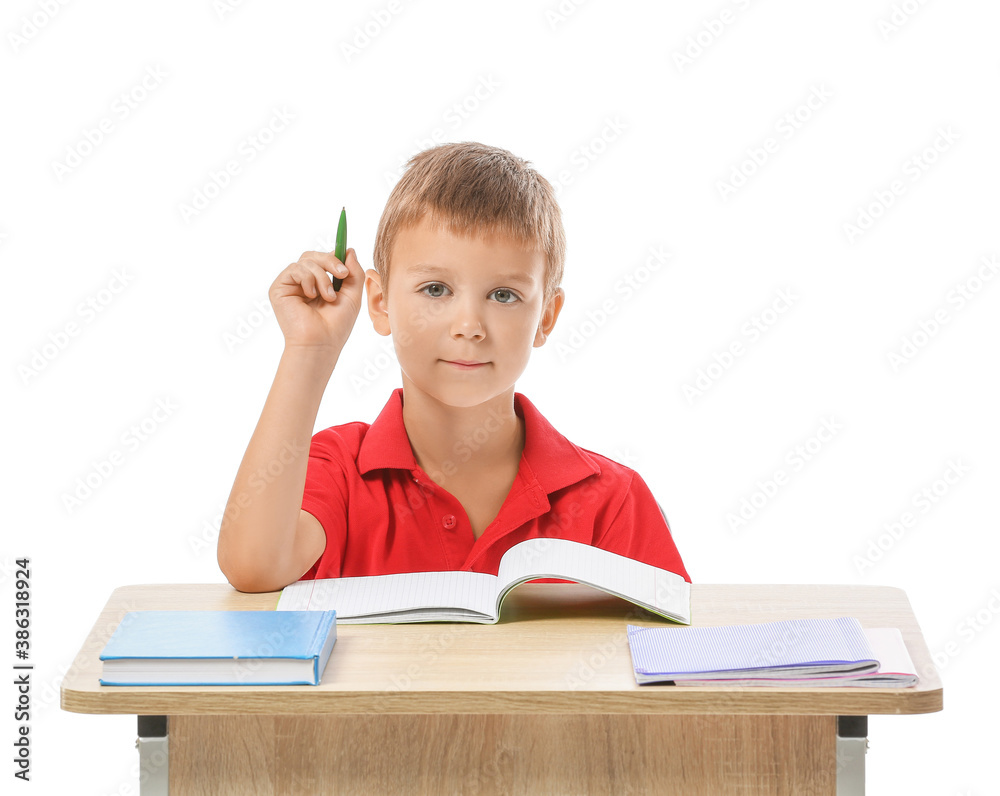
left=61, top=583, right=942, bottom=795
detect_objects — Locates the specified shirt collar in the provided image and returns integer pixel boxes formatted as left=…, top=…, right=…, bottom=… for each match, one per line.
left=357, top=387, right=601, bottom=495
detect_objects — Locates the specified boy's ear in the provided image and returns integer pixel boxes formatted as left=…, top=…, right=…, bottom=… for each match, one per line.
left=533, top=287, right=565, bottom=347
left=365, top=269, right=391, bottom=337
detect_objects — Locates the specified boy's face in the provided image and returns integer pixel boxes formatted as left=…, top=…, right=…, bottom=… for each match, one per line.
left=365, top=215, right=564, bottom=408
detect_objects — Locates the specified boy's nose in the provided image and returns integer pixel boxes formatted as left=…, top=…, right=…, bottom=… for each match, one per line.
left=449, top=300, right=485, bottom=339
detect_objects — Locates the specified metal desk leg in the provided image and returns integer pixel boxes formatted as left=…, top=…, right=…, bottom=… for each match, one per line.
left=836, top=715, right=868, bottom=795
left=136, top=716, right=168, bottom=796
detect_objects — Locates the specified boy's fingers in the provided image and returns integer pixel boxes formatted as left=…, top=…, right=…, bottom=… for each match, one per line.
left=300, top=253, right=348, bottom=279
left=328, top=249, right=361, bottom=288
left=298, top=250, right=333, bottom=262
left=282, top=261, right=325, bottom=300
left=277, top=250, right=359, bottom=302
left=303, top=250, right=352, bottom=277
left=339, top=249, right=358, bottom=276
left=302, top=249, right=351, bottom=264
left=300, top=268, right=322, bottom=299
left=303, top=261, right=341, bottom=300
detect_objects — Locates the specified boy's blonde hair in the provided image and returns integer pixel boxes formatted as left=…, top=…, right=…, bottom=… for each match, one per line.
left=373, top=141, right=565, bottom=303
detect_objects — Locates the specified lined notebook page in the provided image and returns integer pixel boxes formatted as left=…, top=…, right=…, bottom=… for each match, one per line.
left=496, top=538, right=690, bottom=619
left=276, top=539, right=691, bottom=623
left=278, top=570, right=497, bottom=620
left=627, top=617, right=876, bottom=676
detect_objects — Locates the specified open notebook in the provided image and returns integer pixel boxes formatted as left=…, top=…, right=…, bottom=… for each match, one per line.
left=277, top=538, right=690, bottom=624
left=626, top=616, right=918, bottom=687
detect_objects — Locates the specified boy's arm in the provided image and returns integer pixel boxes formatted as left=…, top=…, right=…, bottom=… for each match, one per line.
left=217, top=246, right=364, bottom=593
left=217, top=346, right=334, bottom=593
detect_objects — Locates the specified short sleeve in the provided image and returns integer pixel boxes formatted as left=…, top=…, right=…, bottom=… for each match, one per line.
left=299, top=430, right=351, bottom=579
left=595, top=471, right=691, bottom=582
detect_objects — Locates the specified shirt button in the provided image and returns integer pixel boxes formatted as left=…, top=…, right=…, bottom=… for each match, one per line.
left=442, top=514, right=456, bottom=529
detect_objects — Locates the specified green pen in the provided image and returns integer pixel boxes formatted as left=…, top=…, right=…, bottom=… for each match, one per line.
left=333, top=206, right=347, bottom=291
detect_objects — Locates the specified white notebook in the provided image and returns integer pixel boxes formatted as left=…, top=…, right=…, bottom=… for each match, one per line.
left=277, top=538, right=690, bottom=624
left=627, top=617, right=917, bottom=687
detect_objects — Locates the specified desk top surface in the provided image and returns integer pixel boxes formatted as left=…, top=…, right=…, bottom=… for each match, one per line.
left=60, top=583, right=943, bottom=716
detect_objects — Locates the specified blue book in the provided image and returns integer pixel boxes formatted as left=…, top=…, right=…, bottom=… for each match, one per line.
left=99, top=610, right=337, bottom=686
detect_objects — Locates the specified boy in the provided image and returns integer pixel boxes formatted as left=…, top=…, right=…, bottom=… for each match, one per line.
left=218, top=142, right=690, bottom=593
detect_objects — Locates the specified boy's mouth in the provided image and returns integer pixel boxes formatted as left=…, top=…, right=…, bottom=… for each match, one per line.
left=442, top=359, right=488, bottom=369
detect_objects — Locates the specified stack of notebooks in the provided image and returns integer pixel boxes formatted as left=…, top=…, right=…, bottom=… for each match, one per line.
left=626, top=616, right=918, bottom=687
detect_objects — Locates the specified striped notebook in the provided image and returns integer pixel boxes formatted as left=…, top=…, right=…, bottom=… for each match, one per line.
left=626, top=616, right=917, bottom=687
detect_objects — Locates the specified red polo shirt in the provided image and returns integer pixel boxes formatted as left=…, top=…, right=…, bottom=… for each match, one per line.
left=299, top=388, right=690, bottom=582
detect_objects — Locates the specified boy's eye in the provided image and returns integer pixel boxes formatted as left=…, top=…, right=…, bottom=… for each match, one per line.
left=491, top=288, right=519, bottom=304
left=421, top=283, right=448, bottom=298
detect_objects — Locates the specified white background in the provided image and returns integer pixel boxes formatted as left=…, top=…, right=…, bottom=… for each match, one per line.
left=3, top=1, right=998, bottom=793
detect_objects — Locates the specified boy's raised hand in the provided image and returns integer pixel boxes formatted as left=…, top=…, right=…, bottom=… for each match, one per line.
left=269, top=247, right=364, bottom=355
